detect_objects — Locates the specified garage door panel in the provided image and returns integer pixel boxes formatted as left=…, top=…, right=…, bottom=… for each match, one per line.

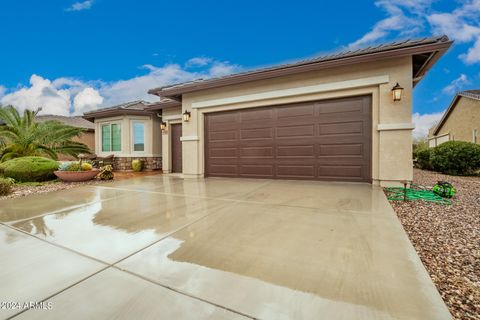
left=240, top=127, right=274, bottom=140
left=317, top=99, right=363, bottom=114
left=277, top=145, right=315, bottom=158
left=277, top=104, right=315, bottom=119
left=276, top=125, right=315, bottom=138
left=205, top=95, right=371, bottom=182
left=276, top=165, right=315, bottom=178
left=208, top=130, right=237, bottom=141
left=208, top=122, right=240, bottom=132
left=208, top=147, right=238, bottom=158
left=240, top=146, right=274, bottom=158
left=208, top=112, right=238, bottom=123
left=208, top=164, right=238, bottom=176
left=318, top=121, right=364, bottom=135
left=240, top=109, right=274, bottom=121
left=318, top=144, right=363, bottom=156
left=316, top=157, right=366, bottom=166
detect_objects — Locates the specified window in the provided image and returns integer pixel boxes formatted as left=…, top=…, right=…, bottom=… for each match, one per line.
left=132, top=122, right=145, bottom=152
left=101, top=123, right=121, bottom=152
left=474, top=129, right=478, bottom=144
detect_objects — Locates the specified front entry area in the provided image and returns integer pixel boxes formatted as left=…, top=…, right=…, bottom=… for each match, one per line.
left=204, top=95, right=372, bottom=182
left=170, top=123, right=183, bottom=173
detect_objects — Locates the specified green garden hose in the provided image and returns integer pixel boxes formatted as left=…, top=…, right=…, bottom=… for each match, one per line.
left=385, top=184, right=451, bottom=205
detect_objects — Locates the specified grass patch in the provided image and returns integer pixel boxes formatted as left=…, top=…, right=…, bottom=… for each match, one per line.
left=14, top=180, right=61, bottom=187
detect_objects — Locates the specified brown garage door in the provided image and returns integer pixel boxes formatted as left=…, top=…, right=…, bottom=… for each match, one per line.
left=205, top=95, right=372, bottom=182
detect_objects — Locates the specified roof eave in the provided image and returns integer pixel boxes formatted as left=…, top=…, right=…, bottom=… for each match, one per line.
left=83, top=109, right=155, bottom=122
left=433, top=94, right=461, bottom=136
left=151, top=40, right=453, bottom=99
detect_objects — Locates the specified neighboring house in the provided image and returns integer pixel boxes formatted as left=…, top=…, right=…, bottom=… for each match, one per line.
left=83, top=100, right=165, bottom=171
left=428, top=90, right=480, bottom=147
left=85, top=36, right=452, bottom=186
left=0, top=115, right=95, bottom=161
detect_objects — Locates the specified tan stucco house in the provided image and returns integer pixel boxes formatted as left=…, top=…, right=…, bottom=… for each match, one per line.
left=428, top=90, right=480, bottom=148
left=85, top=36, right=452, bottom=186
left=83, top=101, right=164, bottom=170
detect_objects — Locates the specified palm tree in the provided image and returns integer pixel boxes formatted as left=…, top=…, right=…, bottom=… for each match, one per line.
left=0, top=105, right=91, bottom=162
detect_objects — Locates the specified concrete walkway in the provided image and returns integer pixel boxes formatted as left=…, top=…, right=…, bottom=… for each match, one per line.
left=0, top=176, right=451, bottom=319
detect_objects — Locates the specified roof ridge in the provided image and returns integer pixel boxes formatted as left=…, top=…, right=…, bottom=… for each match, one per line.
left=459, top=90, right=480, bottom=100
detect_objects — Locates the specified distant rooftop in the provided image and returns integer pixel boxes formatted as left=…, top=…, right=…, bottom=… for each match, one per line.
left=431, top=88, right=480, bottom=136
left=0, top=114, right=94, bottom=129
left=458, top=90, right=480, bottom=101
left=37, top=115, right=94, bottom=130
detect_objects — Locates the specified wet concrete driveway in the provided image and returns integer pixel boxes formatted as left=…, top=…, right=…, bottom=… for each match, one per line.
left=0, top=176, right=451, bottom=319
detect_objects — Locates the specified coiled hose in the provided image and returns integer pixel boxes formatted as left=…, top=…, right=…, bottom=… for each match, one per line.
left=385, top=184, right=451, bottom=205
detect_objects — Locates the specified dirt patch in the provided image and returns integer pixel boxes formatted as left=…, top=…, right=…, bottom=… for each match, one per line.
left=387, top=169, right=480, bottom=319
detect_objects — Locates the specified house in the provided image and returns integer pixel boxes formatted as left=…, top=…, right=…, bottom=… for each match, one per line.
left=84, top=36, right=452, bottom=185
left=83, top=100, right=165, bottom=171
left=428, top=90, right=479, bottom=147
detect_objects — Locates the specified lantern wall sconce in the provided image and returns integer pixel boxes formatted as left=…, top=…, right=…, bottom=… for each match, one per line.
left=183, top=110, right=191, bottom=122
left=160, top=121, right=167, bottom=132
left=391, top=83, right=404, bottom=102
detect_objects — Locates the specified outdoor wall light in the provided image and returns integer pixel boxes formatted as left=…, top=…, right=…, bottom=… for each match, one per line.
left=160, top=121, right=167, bottom=132
left=391, top=83, right=404, bottom=102
left=183, top=110, right=191, bottom=122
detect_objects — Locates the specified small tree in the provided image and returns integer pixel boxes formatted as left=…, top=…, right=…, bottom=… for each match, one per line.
left=0, top=106, right=91, bottom=162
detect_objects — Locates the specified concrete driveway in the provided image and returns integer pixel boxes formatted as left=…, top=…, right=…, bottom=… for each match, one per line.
left=0, top=176, right=450, bottom=320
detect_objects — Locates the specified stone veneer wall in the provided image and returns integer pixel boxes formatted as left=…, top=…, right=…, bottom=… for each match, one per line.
left=113, top=157, right=162, bottom=171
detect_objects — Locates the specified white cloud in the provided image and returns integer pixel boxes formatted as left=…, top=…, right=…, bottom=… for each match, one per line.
left=349, top=0, right=480, bottom=64
left=73, top=87, right=103, bottom=115
left=0, top=86, right=6, bottom=100
left=460, top=38, right=480, bottom=64
left=349, top=0, right=432, bottom=49
left=427, top=1, right=480, bottom=64
left=65, top=0, right=94, bottom=12
left=98, top=60, right=241, bottom=107
left=0, top=75, right=71, bottom=116
left=185, top=57, right=213, bottom=67
left=412, top=111, right=444, bottom=138
left=0, top=58, right=242, bottom=116
left=442, top=74, right=470, bottom=95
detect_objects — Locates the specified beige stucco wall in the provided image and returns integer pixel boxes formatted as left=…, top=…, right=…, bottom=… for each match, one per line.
left=94, top=115, right=162, bottom=158
left=433, top=97, right=480, bottom=144
left=162, top=56, right=414, bottom=186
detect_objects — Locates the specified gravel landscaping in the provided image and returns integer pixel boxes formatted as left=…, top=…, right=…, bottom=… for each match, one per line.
left=387, top=169, right=480, bottom=320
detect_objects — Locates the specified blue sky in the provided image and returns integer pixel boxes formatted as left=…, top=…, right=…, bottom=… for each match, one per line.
left=0, top=0, right=479, bottom=137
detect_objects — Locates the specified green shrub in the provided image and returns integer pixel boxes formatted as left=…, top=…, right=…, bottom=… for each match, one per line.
left=430, top=141, right=480, bottom=175
left=0, top=177, right=12, bottom=196
left=416, top=148, right=432, bottom=170
left=131, top=159, right=143, bottom=172
left=0, top=157, right=59, bottom=182
left=66, top=162, right=82, bottom=171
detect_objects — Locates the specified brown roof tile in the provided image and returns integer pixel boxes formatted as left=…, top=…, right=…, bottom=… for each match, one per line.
left=149, top=35, right=453, bottom=99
